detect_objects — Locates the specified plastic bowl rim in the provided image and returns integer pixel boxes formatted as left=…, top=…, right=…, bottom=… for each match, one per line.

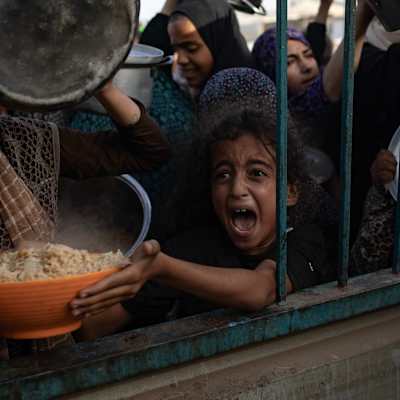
left=0, top=266, right=120, bottom=287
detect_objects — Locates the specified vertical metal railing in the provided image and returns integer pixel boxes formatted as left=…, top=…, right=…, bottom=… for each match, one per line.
left=392, top=182, right=400, bottom=273
left=338, top=0, right=357, bottom=287
left=275, top=0, right=358, bottom=296
left=276, top=0, right=288, bottom=303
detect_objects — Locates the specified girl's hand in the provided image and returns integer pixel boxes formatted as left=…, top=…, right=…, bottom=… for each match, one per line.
left=70, top=240, right=161, bottom=317
left=371, top=150, right=397, bottom=185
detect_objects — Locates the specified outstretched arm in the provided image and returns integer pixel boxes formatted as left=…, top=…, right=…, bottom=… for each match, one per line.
left=306, top=0, right=334, bottom=65
left=323, top=0, right=374, bottom=102
left=315, top=0, right=333, bottom=25
left=94, top=81, right=141, bottom=126
left=70, top=240, right=293, bottom=317
left=60, top=83, right=170, bottom=179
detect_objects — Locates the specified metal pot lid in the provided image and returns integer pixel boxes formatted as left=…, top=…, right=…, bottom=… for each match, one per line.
left=125, top=44, right=164, bottom=66
left=228, top=0, right=267, bottom=15
left=0, top=0, right=140, bottom=111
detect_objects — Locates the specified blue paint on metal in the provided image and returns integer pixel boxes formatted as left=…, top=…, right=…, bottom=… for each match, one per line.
left=276, top=0, right=288, bottom=302
left=2, top=4, right=399, bottom=400
left=392, top=176, right=400, bottom=273
left=338, top=0, right=357, bottom=287
left=2, top=271, right=400, bottom=400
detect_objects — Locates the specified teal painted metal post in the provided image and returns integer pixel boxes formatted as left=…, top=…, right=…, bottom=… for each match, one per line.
left=276, top=0, right=288, bottom=302
left=392, top=181, right=400, bottom=273
left=338, top=0, right=356, bottom=287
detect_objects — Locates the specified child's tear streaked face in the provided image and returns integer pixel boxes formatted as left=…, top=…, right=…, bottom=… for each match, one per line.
left=210, top=134, right=277, bottom=255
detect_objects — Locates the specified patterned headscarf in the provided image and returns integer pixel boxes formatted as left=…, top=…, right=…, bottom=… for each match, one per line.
left=252, top=26, right=329, bottom=128
left=252, top=27, right=311, bottom=82
left=198, top=67, right=277, bottom=125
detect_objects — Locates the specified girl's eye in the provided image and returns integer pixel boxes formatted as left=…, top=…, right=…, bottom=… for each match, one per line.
left=250, top=169, right=267, bottom=178
left=187, top=45, right=199, bottom=53
left=213, top=171, right=231, bottom=182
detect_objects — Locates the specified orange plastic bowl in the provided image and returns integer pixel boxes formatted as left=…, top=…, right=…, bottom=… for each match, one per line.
left=0, top=267, right=119, bottom=339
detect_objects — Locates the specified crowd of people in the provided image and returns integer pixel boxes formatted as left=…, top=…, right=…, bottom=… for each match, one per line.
left=1, top=0, right=400, bottom=358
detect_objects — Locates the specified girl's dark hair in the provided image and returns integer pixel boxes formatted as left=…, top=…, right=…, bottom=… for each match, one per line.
left=160, top=106, right=306, bottom=240
left=205, top=106, right=304, bottom=186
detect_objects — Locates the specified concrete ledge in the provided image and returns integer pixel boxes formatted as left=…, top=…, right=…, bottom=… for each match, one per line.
left=3, top=270, right=400, bottom=400
left=63, top=305, right=400, bottom=400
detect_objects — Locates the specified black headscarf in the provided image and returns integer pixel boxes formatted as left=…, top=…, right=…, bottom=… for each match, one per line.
left=172, top=0, right=254, bottom=74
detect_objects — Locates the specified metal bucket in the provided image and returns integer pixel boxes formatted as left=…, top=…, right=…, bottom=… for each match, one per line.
left=0, top=0, right=140, bottom=111
left=55, top=175, right=151, bottom=257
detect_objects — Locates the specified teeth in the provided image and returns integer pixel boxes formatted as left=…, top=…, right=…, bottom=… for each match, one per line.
left=234, top=209, right=248, bottom=213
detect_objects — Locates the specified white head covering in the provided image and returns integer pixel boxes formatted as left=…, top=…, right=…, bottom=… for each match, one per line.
left=366, top=17, right=400, bottom=51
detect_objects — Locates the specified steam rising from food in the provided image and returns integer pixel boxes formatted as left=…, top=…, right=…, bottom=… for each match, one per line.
left=54, top=177, right=144, bottom=254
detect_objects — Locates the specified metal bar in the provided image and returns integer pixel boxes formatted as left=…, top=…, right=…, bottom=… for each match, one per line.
left=392, top=174, right=400, bottom=273
left=338, top=0, right=357, bottom=287
left=2, top=270, right=400, bottom=400
left=276, top=0, right=288, bottom=302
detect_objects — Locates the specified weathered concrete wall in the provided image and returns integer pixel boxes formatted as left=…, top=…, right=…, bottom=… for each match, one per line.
left=61, top=305, right=400, bottom=400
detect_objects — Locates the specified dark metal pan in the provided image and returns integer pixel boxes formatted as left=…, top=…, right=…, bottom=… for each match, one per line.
left=0, top=0, right=140, bottom=111
left=367, top=0, right=400, bottom=32
left=228, top=0, right=267, bottom=16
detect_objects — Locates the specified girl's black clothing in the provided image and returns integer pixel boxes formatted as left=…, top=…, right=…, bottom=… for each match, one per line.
left=122, top=223, right=334, bottom=327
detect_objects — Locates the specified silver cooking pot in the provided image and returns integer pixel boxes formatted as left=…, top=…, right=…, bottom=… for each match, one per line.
left=228, top=0, right=266, bottom=15
left=0, top=0, right=140, bottom=111
left=78, top=64, right=154, bottom=113
left=55, top=175, right=151, bottom=257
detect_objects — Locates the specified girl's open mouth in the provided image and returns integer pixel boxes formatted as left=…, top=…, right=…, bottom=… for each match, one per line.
left=231, top=209, right=257, bottom=233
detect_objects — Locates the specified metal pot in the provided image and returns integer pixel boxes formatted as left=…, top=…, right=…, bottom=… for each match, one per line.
left=367, top=0, right=400, bottom=32
left=55, top=174, right=151, bottom=257
left=0, top=0, right=140, bottom=111
left=77, top=65, right=154, bottom=113
left=228, top=0, right=266, bottom=15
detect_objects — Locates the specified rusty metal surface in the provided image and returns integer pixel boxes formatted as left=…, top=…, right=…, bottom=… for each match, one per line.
left=1, top=269, right=400, bottom=400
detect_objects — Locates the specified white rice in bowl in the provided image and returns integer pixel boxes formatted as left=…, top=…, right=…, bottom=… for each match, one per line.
left=0, top=243, right=129, bottom=282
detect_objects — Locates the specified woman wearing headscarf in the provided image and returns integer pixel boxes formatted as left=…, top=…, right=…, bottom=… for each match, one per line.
left=252, top=0, right=374, bottom=150
left=124, top=0, right=255, bottom=237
